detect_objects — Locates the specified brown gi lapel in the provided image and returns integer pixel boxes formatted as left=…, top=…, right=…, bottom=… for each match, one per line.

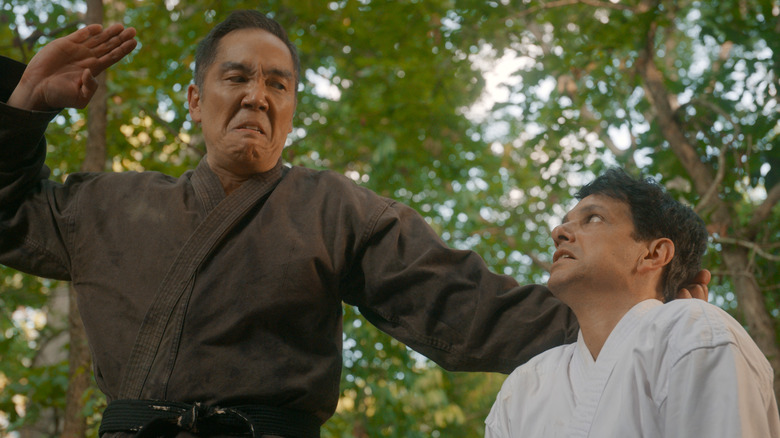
left=118, top=160, right=287, bottom=399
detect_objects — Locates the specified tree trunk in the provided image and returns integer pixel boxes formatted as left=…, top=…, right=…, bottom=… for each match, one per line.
left=636, top=16, right=780, bottom=403
left=61, top=286, right=92, bottom=438
left=62, top=0, right=106, bottom=436
left=721, top=247, right=780, bottom=397
left=82, top=0, right=108, bottom=173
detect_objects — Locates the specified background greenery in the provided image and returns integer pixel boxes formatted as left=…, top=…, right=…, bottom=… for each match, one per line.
left=0, top=0, right=777, bottom=436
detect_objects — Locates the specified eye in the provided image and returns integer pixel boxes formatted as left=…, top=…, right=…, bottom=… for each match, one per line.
left=268, top=80, right=287, bottom=90
left=227, top=75, right=247, bottom=83
left=586, top=214, right=604, bottom=223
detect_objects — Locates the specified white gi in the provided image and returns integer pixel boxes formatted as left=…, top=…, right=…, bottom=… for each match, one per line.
left=485, top=299, right=780, bottom=437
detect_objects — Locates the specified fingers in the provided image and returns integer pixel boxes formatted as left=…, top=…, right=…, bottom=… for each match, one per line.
left=680, top=283, right=708, bottom=301
left=93, top=26, right=138, bottom=73
left=677, top=289, right=693, bottom=300
left=692, top=269, right=712, bottom=287
left=676, top=269, right=712, bottom=301
left=84, top=23, right=126, bottom=48
left=90, top=25, right=136, bottom=54
left=69, top=23, right=104, bottom=43
left=80, top=68, right=98, bottom=103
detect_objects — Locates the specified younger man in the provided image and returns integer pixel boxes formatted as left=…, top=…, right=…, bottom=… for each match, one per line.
left=485, top=169, right=779, bottom=437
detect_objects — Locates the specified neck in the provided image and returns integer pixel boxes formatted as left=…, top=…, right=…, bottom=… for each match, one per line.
left=578, top=318, right=620, bottom=360
left=569, top=290, right=658, bottom=360
left=572, top=302, right=625, bottom=360
left=205, top=155, right=280, bottom=196
left=214, top=172, right=247, bottom=196
left=205, top=157, right=251, bottom=196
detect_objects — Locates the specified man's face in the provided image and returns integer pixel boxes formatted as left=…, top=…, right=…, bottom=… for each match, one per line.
left=188, top=28, right=296, bottom=178
left=548, top=194, right=649, bottom=304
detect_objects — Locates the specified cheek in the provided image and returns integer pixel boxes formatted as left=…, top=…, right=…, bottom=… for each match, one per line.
left=204, top=105, right=232, bottom=130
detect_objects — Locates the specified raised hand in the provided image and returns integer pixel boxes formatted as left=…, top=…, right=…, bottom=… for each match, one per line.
left=7, top=23, right=137, bottom=111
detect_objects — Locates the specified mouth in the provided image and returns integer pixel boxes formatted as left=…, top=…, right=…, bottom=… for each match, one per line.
left=552, top=250, right=576, bottom=263
left=235, top=123, right=266, bottom=135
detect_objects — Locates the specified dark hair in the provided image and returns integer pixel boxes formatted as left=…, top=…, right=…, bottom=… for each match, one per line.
left=193, top=10, right=300, bottom=91
left=576, top=168, right=708, bottom=302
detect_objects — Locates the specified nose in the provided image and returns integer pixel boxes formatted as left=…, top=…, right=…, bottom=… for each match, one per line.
left=241, top=81, right=268, bottom=110
left=552, top=222, right=573, bottom=248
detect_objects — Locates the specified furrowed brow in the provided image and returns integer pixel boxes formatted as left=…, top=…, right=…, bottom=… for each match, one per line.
left=219, top=62, right=255, bottom=75
left=264, top=67, right=295, bottom=81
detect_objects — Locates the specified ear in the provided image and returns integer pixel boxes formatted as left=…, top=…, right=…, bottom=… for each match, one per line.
left=288, top=94, right=297, bottom=134
left=187, top=84, right=202, bottom=123
left=638, top=238, right=674, bottom=273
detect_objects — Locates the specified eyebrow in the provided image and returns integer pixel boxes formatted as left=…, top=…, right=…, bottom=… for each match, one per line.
left=219, top=61, right=256, bottom=75
left=265, top=67, right=295, bottom=80
left=219, top=62, right=294, bottom=81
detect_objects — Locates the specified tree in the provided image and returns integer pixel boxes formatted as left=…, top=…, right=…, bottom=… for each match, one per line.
left=470, top=0, right=779, bottom=400
left=61, top=0, right=105, bottom=436
left=0, top=0, right=777, bottom=436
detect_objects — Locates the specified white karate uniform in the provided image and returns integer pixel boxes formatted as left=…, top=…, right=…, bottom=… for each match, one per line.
left=485, top=299, right=780, bottom=437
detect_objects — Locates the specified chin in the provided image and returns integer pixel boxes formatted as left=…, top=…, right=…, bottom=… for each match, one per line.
left=232, top=149, right=277, bottom=173
left=547, top=277, right=573, bottom=301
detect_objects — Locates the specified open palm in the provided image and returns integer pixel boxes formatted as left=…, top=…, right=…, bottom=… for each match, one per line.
left=9, top=23, right=137, bottom=111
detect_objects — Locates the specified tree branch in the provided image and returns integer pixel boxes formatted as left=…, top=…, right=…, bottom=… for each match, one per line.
left=714, top=236, right=780, bottom=262
left=579, top=105, right=636, bottom=166
left=694, top=135, right=727, bottom=214
left=746, top=183, right=780, bottom=240
left=21, top=21, right=81, bottom=50
left=763, top=283, right=780, bottom=292
left=10, top=20, right=81, bottom=62
left=513, top=0, right=635, bottom=18
left=709, top=269, right=759, bottom=279
left=635, top=23, right=716, bottom=197
left=138, top=105, right=187, bottom=142
left=675, top=97, right=743, bottom=215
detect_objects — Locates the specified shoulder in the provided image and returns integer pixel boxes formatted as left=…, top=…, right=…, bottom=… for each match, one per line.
left=286, top=165, right=358, bottom=184
left=646, top=299, right=744, bottom=346
left=644, top=299, right=770, bottom=372
left=62, top=169, right=182, bottom=194
left=48, top=170, right=187, bottom=214
left=284, top=165, right=396, bottom=208
left=287, top=166, right=387, bottom=194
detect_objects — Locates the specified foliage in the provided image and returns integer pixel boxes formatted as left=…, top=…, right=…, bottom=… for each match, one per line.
left=477, top=0, right=778, bottom=326
left=0, top=0, right=777, bottom=436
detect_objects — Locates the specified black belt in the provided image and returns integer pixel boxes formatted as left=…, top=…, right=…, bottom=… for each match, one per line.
left=99, top=399, right=321, bottom=437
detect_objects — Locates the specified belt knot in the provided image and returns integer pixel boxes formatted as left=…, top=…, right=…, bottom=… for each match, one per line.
left=176, top=401, right=224, bottom=432
left=135, top=402, right=256, bottom=437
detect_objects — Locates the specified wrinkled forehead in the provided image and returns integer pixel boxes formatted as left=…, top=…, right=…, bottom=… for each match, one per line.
left=212, top=28, right=295, bottom=74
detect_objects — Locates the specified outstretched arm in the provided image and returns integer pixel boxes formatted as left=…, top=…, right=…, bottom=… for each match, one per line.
left=7, top=23, right=137, bottom=111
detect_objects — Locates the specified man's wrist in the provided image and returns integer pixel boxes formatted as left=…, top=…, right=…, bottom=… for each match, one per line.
left=7, top=79, right=49, bottom=112
left=0, top=95, right=60, bottom=125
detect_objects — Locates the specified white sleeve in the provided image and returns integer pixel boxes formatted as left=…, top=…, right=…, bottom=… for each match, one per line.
left=662, top=343, right=780, bottom=437
left=484, top=373, right=516, bottom=438
left=484, top=398, right=509, bottom=438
